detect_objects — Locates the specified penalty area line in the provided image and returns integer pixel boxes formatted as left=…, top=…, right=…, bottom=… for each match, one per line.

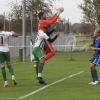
left=18, top=71, right=84, bottom=99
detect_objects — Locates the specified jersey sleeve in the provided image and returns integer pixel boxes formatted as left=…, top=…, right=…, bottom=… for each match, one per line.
left=4, top=31, right=13, bottom=36
left=47, top=13, right=57, bottom=20
left=92, top=36, right=96, bottom=46
left=98, top=38, right=100, bottom=48
left=45, top=14, right=59, bottom=24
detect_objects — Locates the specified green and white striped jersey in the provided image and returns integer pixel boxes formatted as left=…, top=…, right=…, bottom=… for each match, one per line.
left=0, top=31, right=12, bottom=52
left=33, top=30, right=49, bottom=48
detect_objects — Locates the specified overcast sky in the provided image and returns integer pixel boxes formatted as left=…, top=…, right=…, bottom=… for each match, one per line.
left=0, top=0, right=83, bottom=23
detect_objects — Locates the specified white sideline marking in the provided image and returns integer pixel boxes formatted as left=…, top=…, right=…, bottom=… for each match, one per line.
left=0, top=71, right=84, bottom=100
left=18, top=71, right=84, bottom=99
left=0, top=98, right=17, bottom=100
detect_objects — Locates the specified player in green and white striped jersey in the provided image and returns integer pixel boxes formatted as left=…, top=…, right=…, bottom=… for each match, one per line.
left=0, top=22, right=18, bottom=88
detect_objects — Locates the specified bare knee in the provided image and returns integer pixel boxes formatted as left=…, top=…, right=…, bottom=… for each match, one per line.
left=0, top=64, right=5, bottom=68
left=90, top=64, right=96, bottom=70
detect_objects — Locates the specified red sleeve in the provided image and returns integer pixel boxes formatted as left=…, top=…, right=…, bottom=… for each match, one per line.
left=47, top=13, right=57, bottom=20
left=45, top=14, right=59, bottom=24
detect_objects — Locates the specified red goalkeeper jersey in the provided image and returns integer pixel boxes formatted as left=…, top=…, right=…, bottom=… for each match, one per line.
left=38, top=14, right=59, bottom=30
left=38, top=13, right=59, bottom=61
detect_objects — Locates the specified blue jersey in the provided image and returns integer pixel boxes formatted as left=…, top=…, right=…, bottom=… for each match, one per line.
left=93, top=37, right=100, bottom=58
left=92, top=36, right=96, bottom=46
left=94, top=37, right=100, bottom=55
left=91, top=37, right=100, bottom=66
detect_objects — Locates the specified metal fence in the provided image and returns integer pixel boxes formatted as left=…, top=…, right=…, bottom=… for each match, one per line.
left=8, top=33, right=91, bottom=57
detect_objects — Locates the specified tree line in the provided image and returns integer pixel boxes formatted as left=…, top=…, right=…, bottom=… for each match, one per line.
left=0, top=0, right=100, bottom=35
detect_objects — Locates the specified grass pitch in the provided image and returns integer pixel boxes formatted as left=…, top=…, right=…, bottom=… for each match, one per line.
left=0, top=52, right=100, bottom=100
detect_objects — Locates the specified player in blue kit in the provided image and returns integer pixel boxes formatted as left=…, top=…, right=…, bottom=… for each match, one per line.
left=89, top=28, right=100, bottom=85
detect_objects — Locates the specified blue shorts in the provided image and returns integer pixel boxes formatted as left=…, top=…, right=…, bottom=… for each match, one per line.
left=91, top=56, right=100, bottom=66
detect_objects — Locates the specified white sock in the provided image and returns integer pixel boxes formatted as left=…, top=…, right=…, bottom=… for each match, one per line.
left=34, top=64, right=36, bottom=67
left=38, top=73, right=42, bottom=77
left=4, top=81, right=8, bottom=85
left=12, top=75, right=15, bottom=80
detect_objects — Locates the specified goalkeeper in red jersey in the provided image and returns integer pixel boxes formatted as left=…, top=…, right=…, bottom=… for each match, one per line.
left=32, top=10, right=63, bottom=84
left=37, top=11, right=61, bottom=61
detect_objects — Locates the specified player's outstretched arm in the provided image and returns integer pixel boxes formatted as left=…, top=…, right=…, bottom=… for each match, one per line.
left=55, top=6, right=64, bottom=16
left=11, top=31, right=20, bottom=37
left=90, top=47, right=100, bottom=51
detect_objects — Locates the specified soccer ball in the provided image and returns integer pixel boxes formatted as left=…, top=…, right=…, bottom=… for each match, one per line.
left=54, top=4, right=64, bottom=14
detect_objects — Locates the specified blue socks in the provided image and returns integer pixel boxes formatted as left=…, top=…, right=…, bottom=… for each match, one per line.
left=91, top=68, right=98, bottom=82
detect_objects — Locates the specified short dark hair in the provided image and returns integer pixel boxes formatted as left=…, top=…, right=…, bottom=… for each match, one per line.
left=38, top=12, right=44, bottom=19
left=0, top=22, right=3, bottom=30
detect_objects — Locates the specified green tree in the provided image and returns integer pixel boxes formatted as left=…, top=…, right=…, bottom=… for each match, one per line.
left=72, top=22, right=92, bottom=34
left=80, top=0, right=100, bottom=27
left=9, top=0, right=53, bottom=33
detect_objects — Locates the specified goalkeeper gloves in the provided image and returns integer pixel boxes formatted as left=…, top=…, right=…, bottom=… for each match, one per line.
left=56, top=7, right=64, bottom=15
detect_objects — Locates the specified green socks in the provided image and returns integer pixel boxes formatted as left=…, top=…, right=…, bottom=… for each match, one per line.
left=35, top=62, right=39, bottom=76
left=37, top=63, right=44, bottom=77
left=34, top=62, right=44, bottom=77
left=1, top=67, right=7, bottom=81
left=7, top=64, right=14, bottom=75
